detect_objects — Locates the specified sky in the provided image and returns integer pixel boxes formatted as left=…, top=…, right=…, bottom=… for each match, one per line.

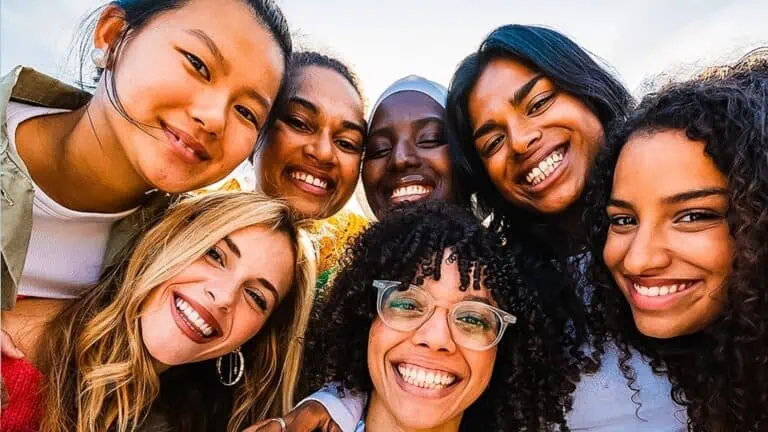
left=2, top=0, right=767, bottom=214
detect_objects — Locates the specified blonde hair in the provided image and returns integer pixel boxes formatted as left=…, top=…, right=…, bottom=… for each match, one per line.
left=38, top=192, right=316, bottom=432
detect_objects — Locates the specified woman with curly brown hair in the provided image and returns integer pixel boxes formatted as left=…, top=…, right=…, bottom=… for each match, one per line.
left=585, top=56, right=768, bottom=431
left=291, top=201, right=575, bottom=431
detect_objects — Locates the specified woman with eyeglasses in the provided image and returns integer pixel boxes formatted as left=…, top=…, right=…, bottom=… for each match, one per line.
left=249, top=201, right=577, bottom=431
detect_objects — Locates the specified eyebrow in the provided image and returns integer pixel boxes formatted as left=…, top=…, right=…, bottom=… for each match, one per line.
left=186, top=29, right=226, bottom=68
left=512, top=74, right=546, bottom=107
left=291, top=97, right=367, bottom=136
left=257, top=278, right=281, bottom=304
left=222, top=236, right=241, bottom=258
left=472, top=120, right=500, bottom=141
left=608, top=187, right=729, bottom=209
left=461, top=294, right=491, bottom=305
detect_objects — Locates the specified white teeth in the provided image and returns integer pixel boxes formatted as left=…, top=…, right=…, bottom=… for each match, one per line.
left=525, top=149, right=565, bottom=185
left=290, top=171, right=328, bottom=190
left=391, top=184, right=433, bottom=199
left=632, top=282, right=694, bottom=297
left=175, top=297, right=215, bottom=337
left=396, top=364, right=457, bottom=390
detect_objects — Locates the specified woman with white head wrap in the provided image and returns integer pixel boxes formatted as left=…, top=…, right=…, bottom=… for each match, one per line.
left=354, top=75, right=458, bottom=220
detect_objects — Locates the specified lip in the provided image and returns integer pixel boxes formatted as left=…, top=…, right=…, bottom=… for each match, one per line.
left=163, top=123, right=211, bottom=164
left=517, top=142, right=570, bottom=193
left=390, top=361, right=462, bottom=400
left=169, top=291, right=223, bottom=344
left=385, top=174, right=436, bottom=205
left=623, top=276, right=703, bottom=312
left=285, top=164, right=336, bottom=198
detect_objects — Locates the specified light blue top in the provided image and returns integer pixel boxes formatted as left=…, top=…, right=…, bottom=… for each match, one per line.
left=303, top=341, right=687, bottom=432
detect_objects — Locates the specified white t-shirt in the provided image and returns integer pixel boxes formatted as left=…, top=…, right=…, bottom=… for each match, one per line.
left=7, top=101, right=137, bottom=299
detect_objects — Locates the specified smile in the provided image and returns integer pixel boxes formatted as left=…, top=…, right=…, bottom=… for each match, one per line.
left=171, top=293, right=221, bottom=343
left=632, top=281, right=697, bottom=297
left=395, top=362, right=457, bottom=390
left=290, top=170, right=329, bottom=190
left=163, top=123, right=211, bottom=164
left=523, top=146, right=566, bottom=186
left=391, top=184, right=433, bottom=200
left=287, top=168, right=334, bottom=197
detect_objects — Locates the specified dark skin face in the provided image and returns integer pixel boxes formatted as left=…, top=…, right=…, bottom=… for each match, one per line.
left=363, top=91, right=455, bottom=219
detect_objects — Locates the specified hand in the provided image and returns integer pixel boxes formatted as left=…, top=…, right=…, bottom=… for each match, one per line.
left=1, top=329, right=25, bottom=408
left=243, top=400, right=342, bottom=432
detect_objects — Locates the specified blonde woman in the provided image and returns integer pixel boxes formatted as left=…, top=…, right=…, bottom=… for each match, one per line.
left=1, top=192, right=316, bottom=432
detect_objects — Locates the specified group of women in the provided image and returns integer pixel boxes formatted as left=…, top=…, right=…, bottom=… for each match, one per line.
left=1, top=0, right=766, bottom=431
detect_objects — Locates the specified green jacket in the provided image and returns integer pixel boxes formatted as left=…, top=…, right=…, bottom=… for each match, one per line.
left=0, top=66, right=170, bottom=310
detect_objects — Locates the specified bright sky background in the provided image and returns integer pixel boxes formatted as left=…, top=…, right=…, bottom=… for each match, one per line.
left=3, top=0, right=767, bottom=215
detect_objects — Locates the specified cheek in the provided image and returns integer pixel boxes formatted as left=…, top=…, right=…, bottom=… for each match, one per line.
left=337, top=154, right=362, bottom=194
left=463, top=349, right=496, bottom=396
left=367, top=320, right=402, bottom=384
left=221, top=124, right=258, bottom=163
left=228, top=307, right=268, bottom=347
left=603, top=232, right=628, bottom=272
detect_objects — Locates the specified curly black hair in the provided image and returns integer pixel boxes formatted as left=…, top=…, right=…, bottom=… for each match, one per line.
left=304, top=201, right=578, bottom=431
left=584, top=54, right=768, bottom=431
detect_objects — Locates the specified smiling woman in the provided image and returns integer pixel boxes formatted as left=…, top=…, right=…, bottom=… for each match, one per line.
left=586, top=54, right=768, bottom=431
left=258, top=51, right=366, bottom=220
left=1, top=0, right=292, bottom=314
left=303, top=201, right=576, bottom=431
left=0, top=192, right=316, bottom=432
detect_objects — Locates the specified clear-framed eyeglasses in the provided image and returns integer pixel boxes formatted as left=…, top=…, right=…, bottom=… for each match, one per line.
left=373, top=280, right=517, bottom=351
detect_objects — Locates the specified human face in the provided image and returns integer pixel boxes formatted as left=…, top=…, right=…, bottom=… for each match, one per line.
left=367, top=250, right=498, bottom=430
left=364, top=91, right=455, bottom=219
left=603, top=130, right=733, bottom=338
left=140, top=225, right=295, bottom=367
left=259, top=66, right=365, bottom=219
left=93, top=0, right=284, bottom=193
left=468, top=57, right=603, bottom=214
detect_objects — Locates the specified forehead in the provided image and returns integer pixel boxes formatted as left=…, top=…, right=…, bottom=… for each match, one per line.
left=292, top=66, right=364, bottom=120
left=469, top=57, right=542, bottom=111
left=148, top=0, right=284, bottom=90
left=614, top=130, right=727, bottom=197
left=227, top=225, right=295, bottom=296
left=371, top=91, right=445, bottom=129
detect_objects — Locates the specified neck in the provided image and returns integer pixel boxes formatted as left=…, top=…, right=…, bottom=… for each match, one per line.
left=364, top=391, right=462, bottom=432
left=16, top=90, right=153, bottom=213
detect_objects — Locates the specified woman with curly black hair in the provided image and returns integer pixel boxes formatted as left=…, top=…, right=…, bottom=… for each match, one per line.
left=299, top=201, right=575, bottom=431
left=585, top=55, right=768, bottom=431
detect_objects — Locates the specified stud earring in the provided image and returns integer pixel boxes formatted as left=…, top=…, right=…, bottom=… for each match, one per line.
left=91, top=47, right=107, bottom=68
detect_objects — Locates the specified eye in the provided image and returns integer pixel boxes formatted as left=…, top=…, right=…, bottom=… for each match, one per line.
left=676, top=211, right=721, bottom=223
left=246, top=288, right=268, bottom=311
left=284, top=116, right=311, bottom=132
left=235, top=105, right=260, bottom=128
left=609, top=215, right=636, bottom=226
left=387, top=298, right=424, bottom=314
left=455, top=312, right=492, bottom=331
left=336, top=139, right=361, bottom=153
left=417, top=136, right=445, bottom=149
left=528, top=93, right=555, bottom=115
left=183, top=52, right=210, bottom=80
left=482, top=135, right=505, bottom=158
left=364, top=147, right=390, bottom=160
left=206, top=247, right=225, bottom=267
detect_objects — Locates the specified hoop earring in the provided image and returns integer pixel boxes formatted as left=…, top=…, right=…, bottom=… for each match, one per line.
left=216, top=347, right=245, bottom=386
left=91, top=47, right=107, bottom=68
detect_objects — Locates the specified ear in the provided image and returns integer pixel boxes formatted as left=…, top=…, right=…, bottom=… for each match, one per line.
left=93, top=5, right=128, bottom=67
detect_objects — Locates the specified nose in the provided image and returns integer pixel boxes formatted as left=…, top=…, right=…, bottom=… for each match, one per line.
left=190, top=90, right=228, bottom=139
left=411, top=308, right=457, bottom=353
left=620, top=224, right=673, bottom=275
left=303, top=131, right=335, bottom=166
left=205, top=282, right=237, bottom=314
left=390, top=140, right=421, bottom=171
left=509, top=123, right=542, bottom=155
